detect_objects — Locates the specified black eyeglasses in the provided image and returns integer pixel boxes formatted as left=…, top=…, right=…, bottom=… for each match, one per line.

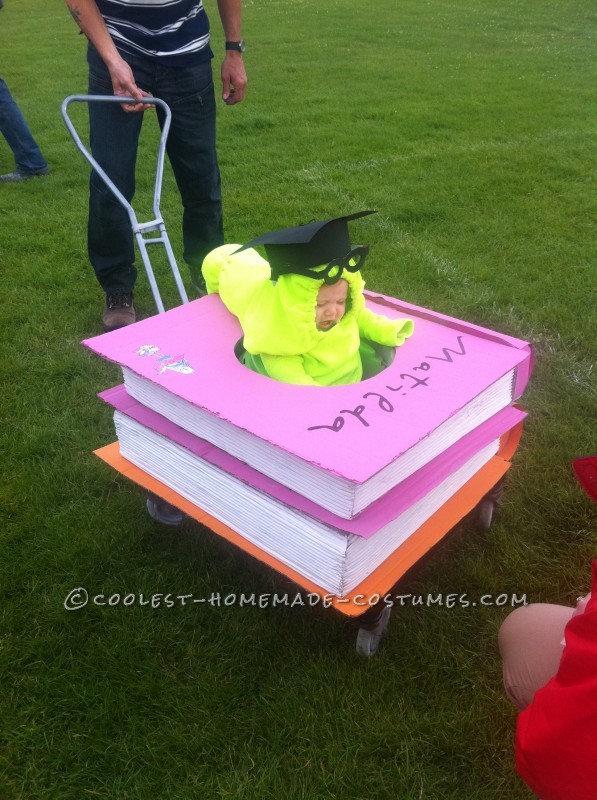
left=301, top=246, right=369, bottom=285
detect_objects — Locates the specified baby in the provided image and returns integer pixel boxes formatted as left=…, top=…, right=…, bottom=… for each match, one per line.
left=201, top=211, right=414, bottom=386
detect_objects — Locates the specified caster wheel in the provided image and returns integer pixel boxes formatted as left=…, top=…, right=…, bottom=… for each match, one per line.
left=467, top=477, right=505, bottom=530
left=474, top=498, right=495, bottom=530
left=356, top=605, right=392, bottom=657
left=146, top=497, right=185, bottom=526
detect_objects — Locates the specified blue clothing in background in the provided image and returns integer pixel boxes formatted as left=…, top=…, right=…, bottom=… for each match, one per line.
left=0, top=78, right=48, bottom=174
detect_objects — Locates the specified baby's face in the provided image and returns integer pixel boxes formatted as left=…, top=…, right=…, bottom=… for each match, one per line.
left=315, top=279, right=348, bottom=331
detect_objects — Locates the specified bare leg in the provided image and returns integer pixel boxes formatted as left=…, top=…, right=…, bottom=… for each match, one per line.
left=498, top=603, right=574, bottom=710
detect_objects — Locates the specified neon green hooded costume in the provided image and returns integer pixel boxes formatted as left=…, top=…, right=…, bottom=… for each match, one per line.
left=202, top=244, right=414, bottom=387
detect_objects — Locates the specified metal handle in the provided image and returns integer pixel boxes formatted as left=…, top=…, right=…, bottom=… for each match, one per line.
left=61, top=94, right=171, bottom=233
left=61, top=94, right=189, bottom=312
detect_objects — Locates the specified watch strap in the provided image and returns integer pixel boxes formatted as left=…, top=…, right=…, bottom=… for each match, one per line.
left=225, top=40, right=245, bottom=53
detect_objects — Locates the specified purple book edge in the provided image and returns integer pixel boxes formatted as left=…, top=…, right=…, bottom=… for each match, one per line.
left=100, top=385, right=526, bottom=539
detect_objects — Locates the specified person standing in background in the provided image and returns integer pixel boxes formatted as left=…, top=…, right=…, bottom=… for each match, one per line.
left=0, top=77, right=49, bottom=182
left=65, top=0, right=247, bottom=332
left=0, top=2, right=50, bottom=181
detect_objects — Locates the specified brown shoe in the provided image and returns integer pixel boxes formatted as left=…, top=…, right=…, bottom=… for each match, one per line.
left=103, top=292, right=136, bottom=332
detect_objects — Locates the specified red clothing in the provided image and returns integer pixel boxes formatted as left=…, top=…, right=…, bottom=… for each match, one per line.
left=515, top=560, right=597, bottom=800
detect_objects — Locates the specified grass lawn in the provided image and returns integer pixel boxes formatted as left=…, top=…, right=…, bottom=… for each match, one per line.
left=1, top=0, right=595, bottom=798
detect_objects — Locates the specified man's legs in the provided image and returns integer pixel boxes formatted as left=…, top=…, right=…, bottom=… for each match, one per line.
left=87, top=46, right=144, bottom=295
left=87, top=46, right=153, bottom=329
left=0, top=77, right=49, bottom=177
left=155, top=60, right=223, bottom=292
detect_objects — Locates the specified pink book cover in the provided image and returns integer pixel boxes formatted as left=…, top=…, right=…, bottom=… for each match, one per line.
left=82, top=294, right=532, bottom=483
left=101, top=384, right=526, bottom=538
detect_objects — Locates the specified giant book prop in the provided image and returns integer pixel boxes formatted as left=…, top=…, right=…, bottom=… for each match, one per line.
left=110, top=409, right=523, bottom=596
left=95, top=420, right=522, bottom=611
left=100, top=387, right=525, bottom=595
left=83, top=295, right=532, bottom=519
left=101, top=384, right=525, bottom=539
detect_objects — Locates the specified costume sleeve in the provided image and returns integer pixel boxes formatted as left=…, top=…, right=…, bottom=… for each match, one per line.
left=259, top=354, right=319, bottom=386
left=202, top=245, right=271, bottom=319
left=356, top=307, right=414, bottom=347
left=515, top=560, right=597, bottom=800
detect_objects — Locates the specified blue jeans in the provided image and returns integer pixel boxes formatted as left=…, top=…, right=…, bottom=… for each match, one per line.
left=0, top=78, right=48, bottom=174
left=87, top=45, right=223, bottom=293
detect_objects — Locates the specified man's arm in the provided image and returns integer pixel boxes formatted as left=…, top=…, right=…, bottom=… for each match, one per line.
left=216, top=0, right=247, bottom=105
left=65, top=0, right=151, bottom=112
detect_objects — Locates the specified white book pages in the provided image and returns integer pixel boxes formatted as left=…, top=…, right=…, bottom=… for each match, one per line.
left=123, top=367, right=514, bottom=520
left=115, top=412, right=499, bottom=596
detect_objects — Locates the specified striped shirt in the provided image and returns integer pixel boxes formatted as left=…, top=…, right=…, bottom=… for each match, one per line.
left=95, top=0, right=212, bottom=66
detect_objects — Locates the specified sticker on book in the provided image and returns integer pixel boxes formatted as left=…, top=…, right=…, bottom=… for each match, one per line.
left=135, top=345, right=194, bottom=375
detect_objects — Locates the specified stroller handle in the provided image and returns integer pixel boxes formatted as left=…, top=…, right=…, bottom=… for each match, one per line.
left=60, top=95, right=172, bottom=227
left=61, top=94, right=189, bottom=313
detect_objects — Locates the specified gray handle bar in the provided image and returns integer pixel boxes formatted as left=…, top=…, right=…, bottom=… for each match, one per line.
left=61, top=95, right=170, bottom=234
left=61, top=95, right=188, bottom=312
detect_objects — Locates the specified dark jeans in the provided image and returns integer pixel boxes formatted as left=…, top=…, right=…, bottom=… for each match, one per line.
left=87, top=45, right=223, bottom=293
left=0, top=78, right=48, bottom=174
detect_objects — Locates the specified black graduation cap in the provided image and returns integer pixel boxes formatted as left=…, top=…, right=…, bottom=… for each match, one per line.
left=235, top=210, right=377, bottom=284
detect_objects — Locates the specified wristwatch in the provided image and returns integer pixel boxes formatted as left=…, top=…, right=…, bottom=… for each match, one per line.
left=225, top=40, right=246, bottom=53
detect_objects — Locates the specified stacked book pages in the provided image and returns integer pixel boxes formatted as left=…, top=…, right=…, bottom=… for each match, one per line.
left=84, top=292, right=532, bottom=606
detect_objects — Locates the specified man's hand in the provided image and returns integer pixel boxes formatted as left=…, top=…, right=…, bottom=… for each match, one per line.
left=221, top=52, right=247, bottom=105
left=65, top=1, right=153, bottom=112
left=109, top=57, right=154, bottom=112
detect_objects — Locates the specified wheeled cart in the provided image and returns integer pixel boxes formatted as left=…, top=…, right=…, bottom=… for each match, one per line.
left=94, top=423, right=521, bottom=657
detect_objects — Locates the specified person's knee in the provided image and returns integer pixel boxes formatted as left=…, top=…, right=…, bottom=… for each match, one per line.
left=499, top=603, right=573, bottom=711
left=498, top=604, right=532, bottom=656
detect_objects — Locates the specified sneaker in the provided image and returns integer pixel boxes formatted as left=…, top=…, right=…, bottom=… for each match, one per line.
left=103, top=291, right=136, bottom=332
left=0, top=168, right=50, bottom=182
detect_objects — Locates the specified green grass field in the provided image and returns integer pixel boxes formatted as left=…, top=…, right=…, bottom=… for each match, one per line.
left=1, top=1, right=595, bottom=798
